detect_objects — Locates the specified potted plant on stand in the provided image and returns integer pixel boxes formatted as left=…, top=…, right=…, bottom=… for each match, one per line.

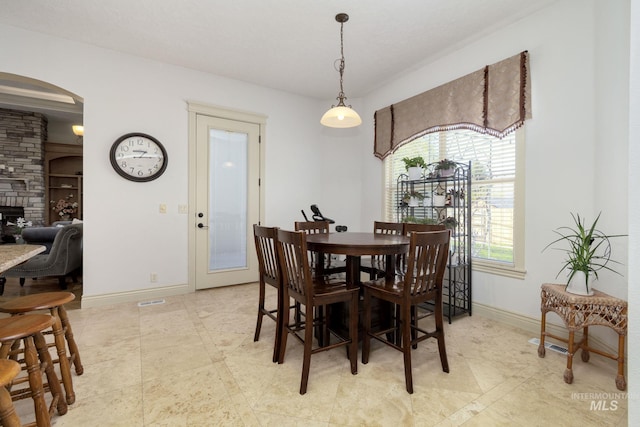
left=402, top=156, right=426, bottom=181
left=543, top=212, right=626, bottom=296
left=433, top=186, right=446, bottom=206
left=435, top=159, right=457, bottom=177
left=403, top=191, right=425, bottom=207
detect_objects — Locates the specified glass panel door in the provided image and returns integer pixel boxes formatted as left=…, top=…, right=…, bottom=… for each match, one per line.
left=195, top=115, right=260, bottom=289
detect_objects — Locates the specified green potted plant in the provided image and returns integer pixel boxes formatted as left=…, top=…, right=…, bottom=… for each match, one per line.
left=543, top=212, right=626, bottom=295
left=402, top=156, right=426, bottom=180
left=403, top=191, right=424, bottom=207
left=435, top=159, right=457, bottom=177
left=433, top=185, right=446, bottom=206
left=401, top=216, right=438, bottom=225
left=440, top=216, right=458, bottom=230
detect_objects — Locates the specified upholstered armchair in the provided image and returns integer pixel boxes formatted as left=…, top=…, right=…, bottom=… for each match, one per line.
left=20, top=221, right=72, bottom=253
left=0, top=223, right=83, bottom=294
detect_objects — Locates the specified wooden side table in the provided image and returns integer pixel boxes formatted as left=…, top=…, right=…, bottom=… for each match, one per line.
left=538, top=283, right=627, bottom=390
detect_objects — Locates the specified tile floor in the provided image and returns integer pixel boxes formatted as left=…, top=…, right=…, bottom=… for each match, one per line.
left=4, top=283, right=629, bottom=426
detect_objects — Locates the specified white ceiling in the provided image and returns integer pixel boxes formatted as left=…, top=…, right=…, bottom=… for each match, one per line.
left=0, top=0, right=557, bottom=120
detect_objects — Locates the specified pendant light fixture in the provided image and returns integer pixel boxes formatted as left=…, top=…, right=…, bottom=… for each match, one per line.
left=320, top=13, right=362, bottom=128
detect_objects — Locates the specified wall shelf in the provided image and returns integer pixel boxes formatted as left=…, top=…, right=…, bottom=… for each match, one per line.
left=44, top=143, right=83, bottom=225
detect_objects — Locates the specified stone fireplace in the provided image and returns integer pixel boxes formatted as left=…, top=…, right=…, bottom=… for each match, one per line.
left=0, top=108, right=47, bottom=226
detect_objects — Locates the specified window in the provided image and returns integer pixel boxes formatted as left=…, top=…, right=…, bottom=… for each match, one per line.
left=384, top=128, right=525, bottom=278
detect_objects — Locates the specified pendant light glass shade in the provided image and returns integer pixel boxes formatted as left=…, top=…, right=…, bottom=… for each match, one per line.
left=321, top=13, right=361, bottom=129
left=321, top=105, right=362, bottom=128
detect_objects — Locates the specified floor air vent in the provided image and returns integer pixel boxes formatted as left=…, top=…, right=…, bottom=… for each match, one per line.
left=528, top=338, right=568, bottom=355
left=137, top=299, right=165, bottom=307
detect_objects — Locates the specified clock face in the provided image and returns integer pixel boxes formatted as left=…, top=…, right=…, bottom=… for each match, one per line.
left=110, top=133, right=168, bottom=182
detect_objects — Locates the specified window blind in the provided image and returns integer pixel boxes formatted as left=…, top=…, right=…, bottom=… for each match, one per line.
left=384, top=129, right=517, bottom=263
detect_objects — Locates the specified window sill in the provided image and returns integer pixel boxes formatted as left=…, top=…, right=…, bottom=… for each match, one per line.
left=472, top=259, right=526, bottom=279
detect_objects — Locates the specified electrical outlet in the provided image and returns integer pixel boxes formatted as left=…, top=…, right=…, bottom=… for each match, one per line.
left=178, top=204, right=188, bottom=214
left=150, top=273, right=158, bottom=283
left=159, top=204, right=167, bottom=214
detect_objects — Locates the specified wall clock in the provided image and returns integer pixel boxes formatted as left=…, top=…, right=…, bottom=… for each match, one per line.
left=109, top=133, right=168, bottom=182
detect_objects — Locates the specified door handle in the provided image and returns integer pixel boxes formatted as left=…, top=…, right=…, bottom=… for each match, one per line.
left=197, top=223, right=208, bottom=229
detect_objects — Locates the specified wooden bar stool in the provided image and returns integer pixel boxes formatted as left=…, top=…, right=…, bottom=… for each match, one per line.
left=0, top=292, right=83, bottom=405
left=0, top=314, right=68, bottom=427
left=0, top=359, right=22, bottom=427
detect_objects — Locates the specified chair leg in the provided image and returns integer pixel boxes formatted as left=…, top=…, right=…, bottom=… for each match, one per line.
left=0, top=277, right=5, bottom=296
left=22, top=337, right=51, bottom=427
left=411, top=305, right=418, bottom=349
left=362, top=289, right=371, bottom=364
left=277, top=293, right=290, bottom=365
left=435, top=297, right=449, bottom=373
left=272, top=289, right=284, bottom=364
left=300, top=306, right=314, bottom=395
left=254, top=282, right=265, bottom=342
left=19, top=278, right=25, bottom=287
left=58, top=304, right=84, bottom=375
left=349, top=292, right=358, bottom=375
left=34, top=331, right=68, bottom=415
left=402, top=304, right=414, bottom=394
left=58, top=276, right=67, bottom=290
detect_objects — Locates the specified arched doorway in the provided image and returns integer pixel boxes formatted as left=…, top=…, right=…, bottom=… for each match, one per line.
left=0, top=73, right=84, bottom=307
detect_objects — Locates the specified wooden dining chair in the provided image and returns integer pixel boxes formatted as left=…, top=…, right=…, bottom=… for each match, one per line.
left=400, top=223, right=448, bottom=345
left=399, top=223, right=446, bottom=275
left=252, top=225, right=283, bottom=363
left=362, top=230, right=451, bottom=393
left=276, top=229, right=359, bottom=394
left=360, top=221, right=404, bottom=280
left=294, top=221, right=346, bottom=277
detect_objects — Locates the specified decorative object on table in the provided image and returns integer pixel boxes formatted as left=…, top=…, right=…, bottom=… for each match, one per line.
left=543, top=212, right=626, bottom=296
left=51, top=194, right=78, bottom=221
left=4, top=217, right=32, bottom=244
left=435, top=159, right=457, bottom=177
left=110, top=132, right=168, bottom=182
left=320, top=13, right=362, bottom=128
left=402, top=156, right=426, bottom=181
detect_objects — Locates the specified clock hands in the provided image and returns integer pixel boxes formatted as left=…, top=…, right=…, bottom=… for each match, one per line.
left=133, top=149, right=148, bottom=158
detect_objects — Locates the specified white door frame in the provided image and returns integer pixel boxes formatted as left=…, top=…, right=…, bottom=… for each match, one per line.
left=187, top=102, right=266, bottom=292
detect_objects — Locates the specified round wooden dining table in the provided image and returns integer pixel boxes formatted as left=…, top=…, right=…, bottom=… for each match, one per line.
left=305, top=232, right=409, bottom=285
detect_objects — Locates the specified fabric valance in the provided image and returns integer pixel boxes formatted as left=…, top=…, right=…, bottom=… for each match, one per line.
left=374, top=51, right=531, bottom=160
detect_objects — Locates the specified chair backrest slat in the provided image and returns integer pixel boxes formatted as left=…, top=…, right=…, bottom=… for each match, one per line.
left=253, top=225, right=280, bottom=288
left=402, top=223, right=446, bottom=236
left=294, top=221, right=330, bottom=234
left=373, top=221, right=403, bottom=235
left=277, top=229, right=313, bottom=300
left=403, top=230, right=450, bottom=298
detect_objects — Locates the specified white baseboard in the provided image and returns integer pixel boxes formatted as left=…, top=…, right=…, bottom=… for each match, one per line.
left=472, top=301, right=619, bottom=356
left=81, top=283, right=191, bottom=308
